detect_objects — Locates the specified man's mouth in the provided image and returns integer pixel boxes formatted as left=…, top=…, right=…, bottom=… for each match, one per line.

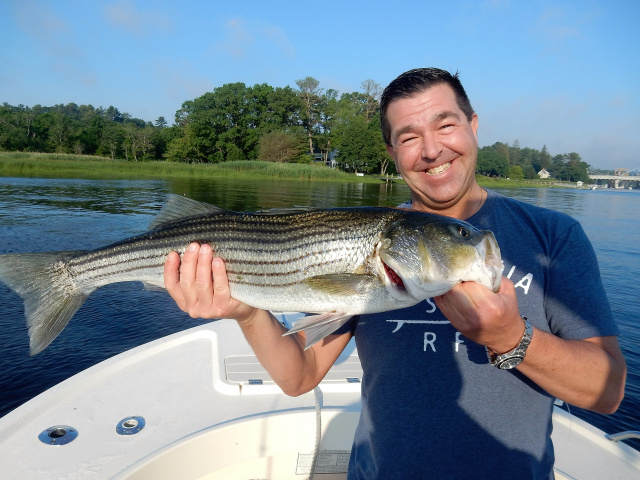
left=425, top=162, right=452, bottom=175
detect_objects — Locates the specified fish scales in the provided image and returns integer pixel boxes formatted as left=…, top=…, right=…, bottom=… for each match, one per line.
left=59, top=208, right=394, bottom=292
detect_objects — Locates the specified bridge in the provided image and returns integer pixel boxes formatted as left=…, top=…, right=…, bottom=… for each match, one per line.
left=588, top=167, right=640, bottom=189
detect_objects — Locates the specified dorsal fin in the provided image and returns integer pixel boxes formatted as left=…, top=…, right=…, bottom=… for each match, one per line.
left=149, top=195, right=225, bottom=230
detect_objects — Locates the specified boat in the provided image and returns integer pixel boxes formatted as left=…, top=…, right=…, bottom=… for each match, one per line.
left=0, top=314, right=639, bottom=479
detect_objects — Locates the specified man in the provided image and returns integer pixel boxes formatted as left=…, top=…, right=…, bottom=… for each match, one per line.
left=164, top=68, right=626, bottom=479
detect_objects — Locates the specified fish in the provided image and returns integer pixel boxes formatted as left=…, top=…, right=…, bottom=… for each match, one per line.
left=0, top=195, right=504, bottom=355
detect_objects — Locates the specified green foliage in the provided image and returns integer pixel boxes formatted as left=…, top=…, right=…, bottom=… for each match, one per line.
left=476, top=148, right=509, bottom=177
left=0, top=82, right=590, bottom=183
left=296, top=154, right=314, bottom=164
left=0, top=102, right=157, bottom=161
left=508, top=165, right=524, bottom=180
left=258, top=130, right=303, bottom=162
left=478, top=142, right=590, bottom=183
left=333, top=115, right=386, bottom=174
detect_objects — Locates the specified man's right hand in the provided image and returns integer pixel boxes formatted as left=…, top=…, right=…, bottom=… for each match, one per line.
left=164, top=243, right=259, bottom=323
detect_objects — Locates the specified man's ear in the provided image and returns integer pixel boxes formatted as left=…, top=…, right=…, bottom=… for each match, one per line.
left=470, top=113, right=479, bottom=142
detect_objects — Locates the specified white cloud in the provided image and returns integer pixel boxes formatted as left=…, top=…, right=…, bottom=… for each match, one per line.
left=213, top=18, right=253, bottom=59
left=212, top=17, right=296, bottom=60
left=11, top=0, right=69, bottom=40
left=262, top=25, right=296, bottom=58
left=153, top=59, right=215, bottom=103
left=103, top=0, right=173, bottom=36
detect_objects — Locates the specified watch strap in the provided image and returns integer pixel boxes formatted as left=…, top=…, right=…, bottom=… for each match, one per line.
left=486, top=316, right=533, bottom=370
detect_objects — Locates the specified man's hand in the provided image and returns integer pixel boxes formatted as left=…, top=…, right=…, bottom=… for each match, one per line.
left=164, top=243, right=258, bottom=323
left=434, top=277, right=524, bottom=355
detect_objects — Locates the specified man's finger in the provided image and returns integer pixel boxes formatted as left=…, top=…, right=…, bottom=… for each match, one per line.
left=194, top=244, right=215, bottom=310
left=211, top=257, right=231, bottom=301
left=164, top=251, right=185, bottom=308
left=179, top=243, right=201, bottom=315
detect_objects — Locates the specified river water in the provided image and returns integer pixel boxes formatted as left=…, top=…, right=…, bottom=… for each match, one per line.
left=0, top=176, right=638, bottom=450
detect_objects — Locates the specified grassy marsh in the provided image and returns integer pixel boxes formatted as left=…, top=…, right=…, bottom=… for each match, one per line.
left=1, top=151, right=563, bottom=188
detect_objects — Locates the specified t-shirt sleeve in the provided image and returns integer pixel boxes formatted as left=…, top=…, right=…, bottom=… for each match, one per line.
left=545, top=222, right=619, bottom=339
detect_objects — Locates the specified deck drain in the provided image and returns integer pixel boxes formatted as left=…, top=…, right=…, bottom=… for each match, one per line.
left=116, top=416, right=145, bottom=435
left=38, top=425, right=78, bottom=445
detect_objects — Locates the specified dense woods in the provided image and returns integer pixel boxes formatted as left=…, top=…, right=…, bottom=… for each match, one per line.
left=0, top=78, right=591, bottom=181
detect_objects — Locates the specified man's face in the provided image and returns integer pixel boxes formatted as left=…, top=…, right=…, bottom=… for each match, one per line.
left=385, top=84, right=479, bottom=213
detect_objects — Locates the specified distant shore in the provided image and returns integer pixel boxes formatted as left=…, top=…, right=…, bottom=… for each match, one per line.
left=0, top=151, right=567, bottom=188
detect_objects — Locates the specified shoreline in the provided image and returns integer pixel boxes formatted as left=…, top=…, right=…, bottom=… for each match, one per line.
left=0, top=151, right=574, bottom=188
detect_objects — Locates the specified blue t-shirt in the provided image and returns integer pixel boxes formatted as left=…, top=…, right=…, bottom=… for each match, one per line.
left=348, top=189, right=618, bottom=480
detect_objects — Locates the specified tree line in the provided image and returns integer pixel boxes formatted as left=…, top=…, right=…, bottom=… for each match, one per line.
left=0, top=78, right=591, bottom=181
left=477, top=141, right=591, bottom=183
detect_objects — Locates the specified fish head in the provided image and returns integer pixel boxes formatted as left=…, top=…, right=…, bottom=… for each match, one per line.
left=378, top=213, right=504, bottom=301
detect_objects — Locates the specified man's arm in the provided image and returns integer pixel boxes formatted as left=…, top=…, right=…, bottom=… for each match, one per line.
left=164, top=243, right=352, bottom=396
left=434, top=278, right=626, bottom=414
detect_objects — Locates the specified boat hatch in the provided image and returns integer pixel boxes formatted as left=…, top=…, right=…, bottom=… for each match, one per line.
left=224, top=355, right=363, bottom=386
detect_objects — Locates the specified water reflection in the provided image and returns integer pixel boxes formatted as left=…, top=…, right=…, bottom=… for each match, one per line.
left=167, top=177, right=412, bottom=211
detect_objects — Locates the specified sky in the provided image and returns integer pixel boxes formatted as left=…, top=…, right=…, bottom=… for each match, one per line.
left=1, top=0, right=638, bottom=170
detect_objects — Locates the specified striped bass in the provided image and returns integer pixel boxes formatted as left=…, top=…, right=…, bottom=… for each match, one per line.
left=0, top=195, right=504, bottom=355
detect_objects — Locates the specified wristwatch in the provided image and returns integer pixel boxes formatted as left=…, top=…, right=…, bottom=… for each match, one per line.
left=486, top=316, right=533, bottom=370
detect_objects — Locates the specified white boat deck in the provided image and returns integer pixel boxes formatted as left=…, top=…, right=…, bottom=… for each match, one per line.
left=0, top=317, right=638, bottom=479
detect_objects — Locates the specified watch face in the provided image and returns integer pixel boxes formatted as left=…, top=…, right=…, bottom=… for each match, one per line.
left=498, top=355, right=524, bottom=370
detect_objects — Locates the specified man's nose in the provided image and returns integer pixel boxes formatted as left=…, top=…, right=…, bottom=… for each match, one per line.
left=420, top=132, right=442, bottom=161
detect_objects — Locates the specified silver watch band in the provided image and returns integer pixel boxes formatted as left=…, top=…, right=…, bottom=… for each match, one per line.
left=486, top=316, right=533, bottom=370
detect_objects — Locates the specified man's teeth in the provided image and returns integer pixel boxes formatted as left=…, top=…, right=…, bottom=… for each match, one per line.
left=426, top=162, right=451, bottom=175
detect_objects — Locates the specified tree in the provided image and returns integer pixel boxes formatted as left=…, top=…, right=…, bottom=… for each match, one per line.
left=315, top=88, right=339, bottom=165
left=476, top=148, right=509, bottom=177
left=523, top=165, right=538, bottom=179
left=539, top=145, right=551, bottom=170
left=508, top=165, right=524, bottom=180
left=258, top=130, right=304, bottom=162
left=334, top=115, right=384, bottom=174
left=360, top=79, right=381, bottom=122
left=295, top=76, right=322, bottom=156
left=99, top=122, right=123, bottom=159
left=509, top=139, right=521, bottom=165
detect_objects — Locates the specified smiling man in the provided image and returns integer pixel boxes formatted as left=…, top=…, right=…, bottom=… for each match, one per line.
left=164, top=68, right=626, bottom=479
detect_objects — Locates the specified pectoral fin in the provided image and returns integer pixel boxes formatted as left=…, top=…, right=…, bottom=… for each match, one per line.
left=284, top=312, right=354, bottom=349
left=303, top=273, right=380, bottom=296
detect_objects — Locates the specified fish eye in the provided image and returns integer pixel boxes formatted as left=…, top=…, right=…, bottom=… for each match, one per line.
left=458, top=226, right=469, bottom=238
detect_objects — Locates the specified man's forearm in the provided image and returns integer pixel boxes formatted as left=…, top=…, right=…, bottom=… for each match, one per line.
left=518, top=330, right=626, bottom=414
left=236, top=309, right=352, bottom=397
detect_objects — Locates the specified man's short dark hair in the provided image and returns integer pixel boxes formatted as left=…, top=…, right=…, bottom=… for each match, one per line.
left=380, top=68, right=475, bottom=146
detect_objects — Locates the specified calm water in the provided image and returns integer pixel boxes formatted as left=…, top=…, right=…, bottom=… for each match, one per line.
left=0, top=177, right=638, bottom=450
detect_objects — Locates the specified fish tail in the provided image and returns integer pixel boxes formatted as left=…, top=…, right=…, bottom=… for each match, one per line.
left=0, top=251, right=90, bottom=355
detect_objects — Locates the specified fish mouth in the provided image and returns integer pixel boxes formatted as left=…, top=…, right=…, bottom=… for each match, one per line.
left=383, top=261, right=406, bottom=291
left=425, top=162, right=452, bottom=175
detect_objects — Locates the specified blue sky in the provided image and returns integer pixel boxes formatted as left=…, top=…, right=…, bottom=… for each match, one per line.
left=1, top=0, right=638, bottom=170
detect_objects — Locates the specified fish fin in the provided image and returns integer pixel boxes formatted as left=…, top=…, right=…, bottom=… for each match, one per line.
left=284, top=312, right=354, bottom=349
left=0, top=251, right=91, bottom=355
left=149, top=195, right=225, bottom=230
left=142, top=279, right=166, bottom=292
left=303, top=274, right=380, bottom=296
left=417, top=238, right=432, bottom=271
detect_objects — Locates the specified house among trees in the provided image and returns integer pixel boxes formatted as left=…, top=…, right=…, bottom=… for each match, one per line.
left=538, top=168, right=551, bottom=179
